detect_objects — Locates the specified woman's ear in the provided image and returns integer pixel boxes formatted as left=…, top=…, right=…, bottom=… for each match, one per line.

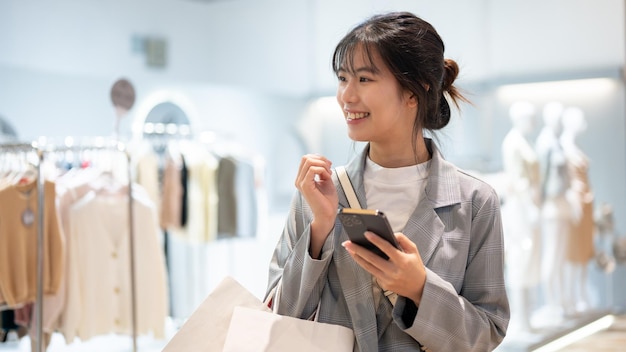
left=406, top=92, right=418, bottom=108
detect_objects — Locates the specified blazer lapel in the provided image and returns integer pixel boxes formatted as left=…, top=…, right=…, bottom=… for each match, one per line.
left=333, top=149, right=378, bottom=352
left=402, top=193, right=445, bottom=265
left=404, top=140, right=461, bottom=264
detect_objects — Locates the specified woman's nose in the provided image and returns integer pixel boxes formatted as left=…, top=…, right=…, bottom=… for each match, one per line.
left=339, top=81, right=358, bottom=103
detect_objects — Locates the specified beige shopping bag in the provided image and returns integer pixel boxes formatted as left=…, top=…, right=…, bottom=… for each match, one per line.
left=223, top=306, right=354, bottom=352
left=161, top=276, right=271, bottom=352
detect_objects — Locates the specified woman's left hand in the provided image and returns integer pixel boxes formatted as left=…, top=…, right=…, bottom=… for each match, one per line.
left=343, top=232, right=427, bottom=306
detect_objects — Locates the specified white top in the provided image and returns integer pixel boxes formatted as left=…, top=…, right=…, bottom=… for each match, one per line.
left=364, top=157, right=430, bottom=232
left=363, top=156, right=430, bottom=308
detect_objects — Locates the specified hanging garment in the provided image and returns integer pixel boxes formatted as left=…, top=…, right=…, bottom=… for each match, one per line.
left=217, top=156, right=237, bottom=237
left=180, top=155, right=189, bottom=227
left=234, top=159, right=258, bottom=238
left=44, top=168, right=102, bottom=333
left=217, top=156, right=258, bottom=239
left=0, top=180, right=64, bottom=307
left=135, top=149, right=160, bottom=214
left=160, top=154, right=183, bottom=230
left=59, top=183, right=168, bottom=343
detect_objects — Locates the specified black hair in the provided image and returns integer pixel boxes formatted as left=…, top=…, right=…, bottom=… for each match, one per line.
left=332, top=11, right=468, bottom=154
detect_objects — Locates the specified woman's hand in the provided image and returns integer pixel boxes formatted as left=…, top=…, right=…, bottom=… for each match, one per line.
left=343, top=232, right=427, bottom=306
left=295, top=154, right=338, bottom=258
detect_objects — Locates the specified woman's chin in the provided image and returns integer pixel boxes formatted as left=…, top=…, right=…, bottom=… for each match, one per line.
left=347, top=132, right=368, bottom=143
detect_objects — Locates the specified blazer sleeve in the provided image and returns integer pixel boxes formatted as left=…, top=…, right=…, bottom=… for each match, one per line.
left=393, top=186, right=510, bottom=351
left=265, top=191, right=335, bottom=320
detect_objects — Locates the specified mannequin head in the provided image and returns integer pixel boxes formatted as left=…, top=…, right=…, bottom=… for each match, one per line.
left=562, top=106, right=587, bottom=136
left=542, top=101, right=564, bottom=135
left=509, top=101, right=536, bottom=135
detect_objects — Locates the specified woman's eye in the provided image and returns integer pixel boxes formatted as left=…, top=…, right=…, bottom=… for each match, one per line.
left=337, top=75, right=346, bottom=82
left=359, top=77, right=371, bottom=82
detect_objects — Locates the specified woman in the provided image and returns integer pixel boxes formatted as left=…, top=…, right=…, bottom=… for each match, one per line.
left=265, top=11, right=509, bottom=351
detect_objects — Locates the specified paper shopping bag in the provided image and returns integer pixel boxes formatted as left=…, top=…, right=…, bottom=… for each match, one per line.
left=161, top=276, right=271, bottom=352
left=223, top=306, right=354, bottom=352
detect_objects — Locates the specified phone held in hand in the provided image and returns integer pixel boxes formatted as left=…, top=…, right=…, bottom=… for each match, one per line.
left=337, top=208, right=400, bottom=260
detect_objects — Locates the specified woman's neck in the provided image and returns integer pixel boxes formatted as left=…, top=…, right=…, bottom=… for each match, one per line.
left=368, top=137, right=430, bottom=168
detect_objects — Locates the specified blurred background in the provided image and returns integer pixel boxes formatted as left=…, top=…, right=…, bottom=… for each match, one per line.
left=1, top=0, right=625, bottom=351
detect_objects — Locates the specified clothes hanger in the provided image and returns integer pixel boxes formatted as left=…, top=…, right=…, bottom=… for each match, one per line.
left=10, top=151, right=37, bottom=186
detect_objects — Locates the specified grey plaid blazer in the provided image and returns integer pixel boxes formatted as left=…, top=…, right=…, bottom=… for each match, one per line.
left=266, top=140, right=509, bottom=351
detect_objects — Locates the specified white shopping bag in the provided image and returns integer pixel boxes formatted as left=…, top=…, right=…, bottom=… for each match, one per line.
left=223, top=306, right=354, bottom=352
left=161, top=276, right=271, bottom=352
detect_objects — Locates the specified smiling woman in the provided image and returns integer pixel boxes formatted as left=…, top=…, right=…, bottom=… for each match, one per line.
left=265, top=11, right=509, bottom=352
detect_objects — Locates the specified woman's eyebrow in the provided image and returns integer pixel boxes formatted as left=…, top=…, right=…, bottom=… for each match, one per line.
left=354, top=66, right=378, bottom=74
left=337, top=66, right=378, bottom=74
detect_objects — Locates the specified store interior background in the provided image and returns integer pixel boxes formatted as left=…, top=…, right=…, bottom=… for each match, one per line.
left=1, top=0, right=626, bottom=348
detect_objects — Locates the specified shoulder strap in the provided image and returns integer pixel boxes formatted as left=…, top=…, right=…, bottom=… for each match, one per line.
left=336, top=166, right=398, bottom=306
left=336, top=166, right=361, bottom=209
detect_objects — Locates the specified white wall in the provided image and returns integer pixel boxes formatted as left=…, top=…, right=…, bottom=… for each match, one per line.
left=0, top=0, right=313, bottom=95
left=488, top=0, right=625, bottom=78
left=2, top=0, right=623, bottom=98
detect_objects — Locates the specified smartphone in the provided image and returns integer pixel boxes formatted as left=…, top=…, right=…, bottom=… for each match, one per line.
left=337, top=208, right=400, bottom=260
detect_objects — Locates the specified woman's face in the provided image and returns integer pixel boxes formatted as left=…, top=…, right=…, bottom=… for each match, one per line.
left=336, top=45, right=417, bottom=147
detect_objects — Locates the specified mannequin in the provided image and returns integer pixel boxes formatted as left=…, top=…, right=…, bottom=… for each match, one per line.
left=560, top=106, right=594, bottom=314
left=501, top=101, right=542, bottom=332
left=534, top=101, right=571, bottom=323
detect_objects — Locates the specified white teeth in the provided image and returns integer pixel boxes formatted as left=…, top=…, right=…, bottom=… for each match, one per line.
left=347, top=112, right=369, bottom=120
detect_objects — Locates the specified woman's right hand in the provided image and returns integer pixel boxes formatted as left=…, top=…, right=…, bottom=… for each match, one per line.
left=295, top=154, right=338, bottom=258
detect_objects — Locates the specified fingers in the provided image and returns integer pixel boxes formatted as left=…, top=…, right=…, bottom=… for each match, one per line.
left=342, top=240, right=387, bottom=277
left=294, top=154, right=339, bottom=224
left=344, top=232, right=418, bottom=262
left=295, top=154, right=332, bottom=190
left=395, top=233, right=419, bottom=255
left=362, top=231, right=420, bottom=262
left=342, top=231, right=404, bottom=265
left=344, top=233, right=426, bottom=302
left=342, top=232, right=419, bottom=273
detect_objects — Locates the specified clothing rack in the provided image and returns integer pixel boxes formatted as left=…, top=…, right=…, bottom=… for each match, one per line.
left=0, top=141, right=138, bottom=352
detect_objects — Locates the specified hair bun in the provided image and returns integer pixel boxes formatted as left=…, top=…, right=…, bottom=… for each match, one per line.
left=442, top=58, right=459, bottom=91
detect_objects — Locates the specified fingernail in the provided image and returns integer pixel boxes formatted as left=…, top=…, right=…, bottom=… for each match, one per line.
left=341, top=241, right=354, bottom=254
